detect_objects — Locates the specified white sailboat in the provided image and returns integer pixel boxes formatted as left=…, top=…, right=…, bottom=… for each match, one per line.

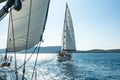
left=0, top=0, right=50, bottom=80
left=57, top=3, right=76, bottom=62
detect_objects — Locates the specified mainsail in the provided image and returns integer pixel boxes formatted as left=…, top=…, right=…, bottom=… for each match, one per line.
left=61, top=3, right=76, bottom=51
left=7, top=0, right=50, bottom=52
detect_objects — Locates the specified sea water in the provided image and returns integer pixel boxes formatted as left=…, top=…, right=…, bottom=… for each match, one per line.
left=10, top=53, right=120, bottom=80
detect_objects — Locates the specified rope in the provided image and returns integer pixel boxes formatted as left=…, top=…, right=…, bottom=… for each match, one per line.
left=30, top=1, right=50, bottom=79
left=17, top=46, right=38, bottom=70
left=10, top=8, right=18, bottom=80
left=31, top=42, right=41, bottom=80
left=22, top=0, right=33, bottom=79
left=0, top=12, right=8, bottom=21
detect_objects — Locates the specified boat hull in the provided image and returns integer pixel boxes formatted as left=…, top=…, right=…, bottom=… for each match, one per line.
left=0, top=67, right=26, bottom=80
left=57, top=55, right=71, bottom=62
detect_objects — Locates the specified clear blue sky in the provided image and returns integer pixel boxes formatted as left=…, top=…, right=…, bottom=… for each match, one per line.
left=0, top=0, right=120, bottom=50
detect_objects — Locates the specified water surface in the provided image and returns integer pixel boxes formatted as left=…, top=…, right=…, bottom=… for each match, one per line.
left=9, top=53, right=120, bottom=80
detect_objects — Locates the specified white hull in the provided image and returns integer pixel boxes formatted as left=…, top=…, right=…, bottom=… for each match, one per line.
left=57, top=55, right=71, bottom=62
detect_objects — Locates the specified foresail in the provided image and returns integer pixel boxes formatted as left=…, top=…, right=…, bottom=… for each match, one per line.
left=61, top=3, right=76, bottom=51
left=7, top=0, right=50, bottom=52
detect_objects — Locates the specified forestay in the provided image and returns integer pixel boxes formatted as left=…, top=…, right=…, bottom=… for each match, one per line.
left=61, top=3, right=76, bottom=51
left=7, top=0, right=50, bottom=52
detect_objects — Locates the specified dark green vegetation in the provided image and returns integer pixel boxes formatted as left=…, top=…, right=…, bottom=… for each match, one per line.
left=76, top=49, right=120, bottom=53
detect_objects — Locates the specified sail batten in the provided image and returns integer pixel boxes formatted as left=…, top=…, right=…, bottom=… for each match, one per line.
left=61, top=3, right=76, bottom=51
left=7, top=0, right=50, bottom=52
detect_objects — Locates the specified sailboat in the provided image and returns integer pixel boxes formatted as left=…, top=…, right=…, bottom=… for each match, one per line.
left=0, top=0, right=50, bottom=80
left=57, top=3, right=76, bottom=62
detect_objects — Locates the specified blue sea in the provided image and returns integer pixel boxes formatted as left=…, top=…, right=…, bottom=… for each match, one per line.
left=10, top=53, right=120, bottom=80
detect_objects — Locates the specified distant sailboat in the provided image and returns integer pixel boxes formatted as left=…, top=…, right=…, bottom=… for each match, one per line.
left=0, top=0, right=50, bottom=80
left=57, top=3, right=76, bottom=62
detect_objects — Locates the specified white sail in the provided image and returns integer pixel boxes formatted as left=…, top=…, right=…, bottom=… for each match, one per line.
left=61, top=3, right=76, bottom=51
left=7, top=0, right=50, bottom=52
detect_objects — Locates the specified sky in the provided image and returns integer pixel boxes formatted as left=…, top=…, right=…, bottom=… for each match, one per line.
left=0, top=0, right=120, bottom=50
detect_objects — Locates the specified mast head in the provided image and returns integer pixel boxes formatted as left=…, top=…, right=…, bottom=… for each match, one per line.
left=66, top=2, right=69, bottom=9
